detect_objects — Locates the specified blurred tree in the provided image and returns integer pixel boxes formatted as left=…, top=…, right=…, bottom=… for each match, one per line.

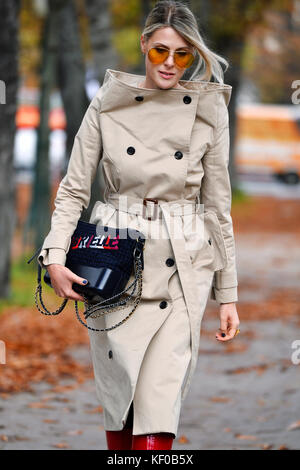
left=83, top=0, right=119, bottom=212
left=28, top=0, right=59, bottom=251
left=28, top=0, right=96, bottom=251
left=191, top=0, right=292, bottom=189
left=57, top=0, right=90, bottom=177
left=243, top=6, right=300, bottom=104
left=0, top=0, right=20, bottom=298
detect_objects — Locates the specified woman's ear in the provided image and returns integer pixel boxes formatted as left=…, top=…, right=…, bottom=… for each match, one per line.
left=140, top=34, right=146, bottom=54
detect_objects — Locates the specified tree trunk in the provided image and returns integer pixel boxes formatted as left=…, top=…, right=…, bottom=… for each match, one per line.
left=0, top=0, right=20, bottom=298
left=84, top=0, right=119, bottom=213
left=57, top=0, right=90, bottom=178
left=28, top=0, right=60, bottom=250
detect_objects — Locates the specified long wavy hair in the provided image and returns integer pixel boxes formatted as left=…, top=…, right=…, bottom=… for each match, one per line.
left=142, top=0, right=229, bottom=84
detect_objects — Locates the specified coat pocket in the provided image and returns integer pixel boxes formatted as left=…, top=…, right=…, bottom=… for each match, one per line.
left=188, top=209, right=228, bottom=272
left=202, top=210, right=228, bottom=271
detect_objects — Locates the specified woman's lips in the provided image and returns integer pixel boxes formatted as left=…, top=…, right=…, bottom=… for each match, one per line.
left=159, top=71, right=174, bottom=79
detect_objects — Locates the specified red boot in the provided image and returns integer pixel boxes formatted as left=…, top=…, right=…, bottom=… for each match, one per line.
left=105, top=428, right=133, bottom=450
left=131, top=432, right=174, bottom=450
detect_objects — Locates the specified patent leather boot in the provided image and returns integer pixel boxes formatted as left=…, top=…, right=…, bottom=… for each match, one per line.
left=131, top=432, right=174, bottom=450
left=105, top=428, right=133, bottom=450
left=105, top=402, right=134, bottom=450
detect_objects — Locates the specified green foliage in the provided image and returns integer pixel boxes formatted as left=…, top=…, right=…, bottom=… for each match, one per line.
left=232, top=186, right=250, bottom=205
left=0, top=255, right=53, bottom=314
left=206, top=0, right=292, bottom=43
left=111, top=0, right=142, bottom=28
left=113, top=27, right=143, bottom=66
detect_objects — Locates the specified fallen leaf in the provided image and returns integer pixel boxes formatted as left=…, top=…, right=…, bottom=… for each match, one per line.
left=235, top=433, right=257, bottom=441
left=256, top=398, right=266, bottom=406
left=27, top=402, right=55, bottom=409
left=0, top=435, right=8, bottom=442
left=260, top=443, right=273, bottom=450
left=178, top=435, right=189, bottom=444
left=85, top=406, right=103, bottom=414
left=65, top=429, right=83, bottom=436
left=287, top=420, right=300, bottom=431
left=210, top=396, right=231, bottom=403
left=53, top=442, right=70, bottom=449
left=43, top=419, right=58, bottom=424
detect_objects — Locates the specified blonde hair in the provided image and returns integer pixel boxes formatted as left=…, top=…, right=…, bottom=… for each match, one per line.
left=142, top=0, right=229, bottom=84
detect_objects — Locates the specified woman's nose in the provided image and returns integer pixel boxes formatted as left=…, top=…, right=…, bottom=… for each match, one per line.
left=165, top=52, right=175, bottom=66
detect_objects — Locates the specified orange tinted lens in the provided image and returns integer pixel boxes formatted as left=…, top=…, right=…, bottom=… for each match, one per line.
left=174, top=51, right=195, bottom=69
left=148, top=47, right=169, bottom=64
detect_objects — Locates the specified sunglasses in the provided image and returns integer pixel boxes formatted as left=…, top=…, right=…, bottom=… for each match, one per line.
left=148, top=46, right=195, bottom=69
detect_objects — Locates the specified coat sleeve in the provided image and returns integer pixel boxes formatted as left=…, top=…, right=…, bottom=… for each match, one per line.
left=37, top=89, right=103, bottom=269
left=200, top=90, right=238, bottom=304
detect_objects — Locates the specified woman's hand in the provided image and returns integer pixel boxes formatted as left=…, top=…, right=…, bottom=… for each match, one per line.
left=215, top=302, right=240, bottom=342
left=47, top=264, right=88, bottom=302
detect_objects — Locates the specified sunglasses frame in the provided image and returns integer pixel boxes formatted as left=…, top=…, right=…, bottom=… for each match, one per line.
left=147, top=45, right=196, bottom=69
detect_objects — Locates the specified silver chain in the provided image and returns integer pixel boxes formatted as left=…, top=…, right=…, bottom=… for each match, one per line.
left=34, top=255, right=143, bottom=332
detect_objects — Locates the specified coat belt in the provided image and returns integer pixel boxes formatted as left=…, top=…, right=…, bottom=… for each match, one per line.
left=105, top=192, right=205, bottom=401
left=106, top=193, right=201, bottom=220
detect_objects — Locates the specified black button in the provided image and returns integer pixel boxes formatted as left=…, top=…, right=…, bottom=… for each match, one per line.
left=183, top=95, right=192, bottom=104
left=135, top=96, right=144, bottom=102
left=174, top=151, right=183, bottom=160
left=159, top=301, right=168, bottom=309
left=208, top=238, right=212, bottom=245
left=108, top=350, right=113, bottom=359
left=166, top=258, right=175, bottom=267
left=127, top=146, right=135, bottom=155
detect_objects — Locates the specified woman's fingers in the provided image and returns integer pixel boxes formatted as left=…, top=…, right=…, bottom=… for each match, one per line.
left=64, top=289, right=86, bottom=302
left=49, top=265, right=88, bottom=302
left=68, top=270, right=89, bottom=287
left=216, top=323, right=240, bottom=341
left=216, top=314, right=229, bottom=340
left=225, top=325, right=239, bottom=341
left=216, top=303, right=240, bottom=341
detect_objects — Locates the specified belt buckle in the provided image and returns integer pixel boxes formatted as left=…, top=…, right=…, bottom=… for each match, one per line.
left=143, top=198, right=158, bottom=220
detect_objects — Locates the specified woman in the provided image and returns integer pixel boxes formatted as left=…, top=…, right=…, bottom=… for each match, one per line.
left=37, top=1, right=240, bottom=450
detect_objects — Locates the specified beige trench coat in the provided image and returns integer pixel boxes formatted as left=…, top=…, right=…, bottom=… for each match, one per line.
left=37, top=68, right=238, bottom=437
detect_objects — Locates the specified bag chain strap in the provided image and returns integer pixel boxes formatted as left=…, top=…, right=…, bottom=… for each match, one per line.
left=74, top=255, right=143, bottom=331
left=34, top=249, right=144, bottom=332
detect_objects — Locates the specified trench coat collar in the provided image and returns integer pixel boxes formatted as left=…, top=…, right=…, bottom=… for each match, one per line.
left=101, top=68, right=232, bottom=109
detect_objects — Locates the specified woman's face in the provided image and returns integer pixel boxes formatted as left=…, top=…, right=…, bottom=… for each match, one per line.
left=140, top=27, right=194, bottom=90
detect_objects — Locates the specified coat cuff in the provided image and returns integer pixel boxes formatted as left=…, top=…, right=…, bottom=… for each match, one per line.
left=38, top=248, right=66, bottom=268
left=210, top=285, right=238, bottom=304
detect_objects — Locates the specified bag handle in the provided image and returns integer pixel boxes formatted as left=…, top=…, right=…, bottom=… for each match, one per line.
left=28, top=245, right=69, bottom=316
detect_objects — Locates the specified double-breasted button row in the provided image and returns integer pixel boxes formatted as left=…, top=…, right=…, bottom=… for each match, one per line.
left=127, top=147, right=184, bottom=160
left=134, top=95, right=191, bottom=105
left=131, top=95, right=191, bottom=159
left=208, top=238, right=212, bottom=245
left=108, top=350, right=113, bottom=359
left=159, top=300, right=168, bottom=309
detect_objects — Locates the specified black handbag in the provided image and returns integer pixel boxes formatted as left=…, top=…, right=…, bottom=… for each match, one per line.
left=27, top=220, right=146, bottom=332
